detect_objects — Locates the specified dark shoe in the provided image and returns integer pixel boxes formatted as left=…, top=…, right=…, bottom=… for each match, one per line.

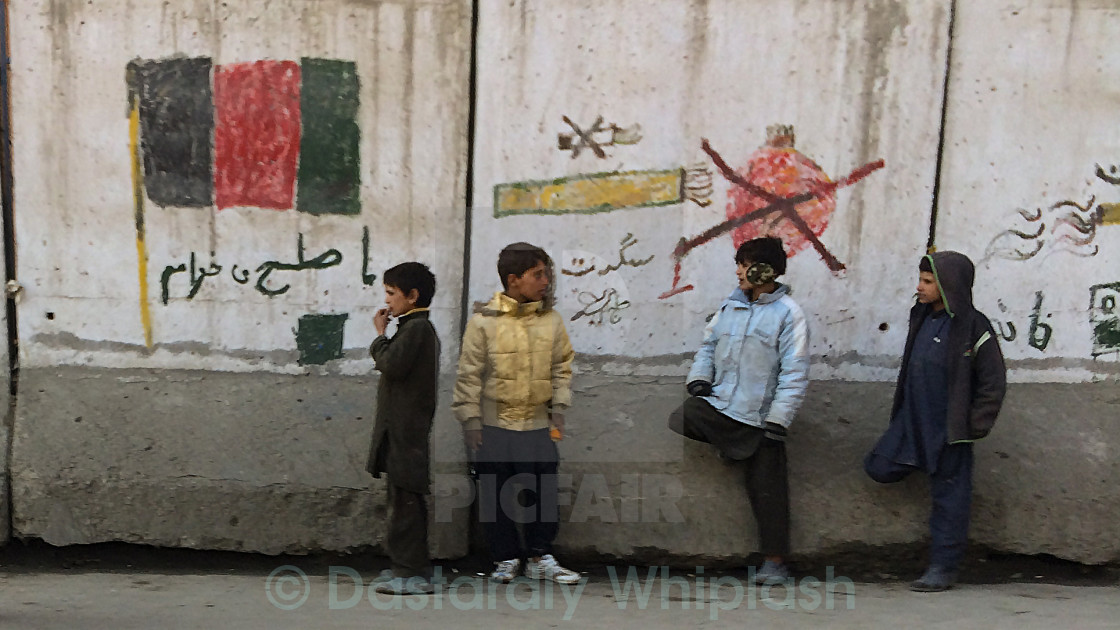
left=753, top=560, right=791, bottom=585
left=909, top=566, right=958, bottom=592
left=716, top=451, right=741, bottom=465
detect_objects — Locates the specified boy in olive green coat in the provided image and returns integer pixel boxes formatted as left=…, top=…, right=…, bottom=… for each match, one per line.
left=366, top=262, right=440, bottom=595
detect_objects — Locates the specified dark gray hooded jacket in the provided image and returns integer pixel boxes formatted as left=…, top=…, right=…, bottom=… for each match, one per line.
left=890, top=251, right=1007, bottom=442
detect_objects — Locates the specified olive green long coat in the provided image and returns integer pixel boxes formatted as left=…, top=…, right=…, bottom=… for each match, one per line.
left=366, top=310, right=440, bottom=494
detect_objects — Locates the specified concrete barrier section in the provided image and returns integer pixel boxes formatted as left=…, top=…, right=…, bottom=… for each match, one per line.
left=2, top=0, right=1118, bottom=565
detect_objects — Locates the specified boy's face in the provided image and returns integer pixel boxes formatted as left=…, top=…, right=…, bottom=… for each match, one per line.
left=507, top=260, right=550, bottom=303
left=735, top=260, right=757, bottom=290
left=916, top=271, right=944, bottom=307
left=383, top=284, right=418, bottom=316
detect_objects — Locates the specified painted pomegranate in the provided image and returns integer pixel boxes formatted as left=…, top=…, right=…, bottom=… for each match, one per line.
left=726, top=124, right=835, bottom=256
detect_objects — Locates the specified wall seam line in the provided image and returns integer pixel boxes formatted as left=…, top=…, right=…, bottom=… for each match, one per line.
left=927, top=0, right=956, bottom=251
left=459, top=0, right=479, bottom=338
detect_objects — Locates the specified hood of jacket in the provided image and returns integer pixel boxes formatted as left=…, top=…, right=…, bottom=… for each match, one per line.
left=925, top=251, right=975, bottom=318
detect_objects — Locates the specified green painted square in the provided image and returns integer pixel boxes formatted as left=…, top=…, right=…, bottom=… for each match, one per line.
left=1090, top=282, right=1120, bottom=356
left=297, top=313, right=349, bottom=365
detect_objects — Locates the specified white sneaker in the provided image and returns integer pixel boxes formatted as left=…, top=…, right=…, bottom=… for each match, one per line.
left=525, top=554, right=581, bottom=584
left=490, top=558, right=521, bottom=583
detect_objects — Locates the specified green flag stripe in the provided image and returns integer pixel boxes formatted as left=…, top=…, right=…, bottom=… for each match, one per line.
left=297, top=58, right=361, bottom=216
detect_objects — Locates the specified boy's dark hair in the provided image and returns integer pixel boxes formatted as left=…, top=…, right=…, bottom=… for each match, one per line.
left=734, top=237, right=787, bottom=276
left=497, top=242, right=551, bottom=289
left=383, top=262, right=437, bottom=307
left=919, top=256, right=933, bottom=273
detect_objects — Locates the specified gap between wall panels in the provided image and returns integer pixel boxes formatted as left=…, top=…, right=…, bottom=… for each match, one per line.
left=927, top=0, right=957, bottom=252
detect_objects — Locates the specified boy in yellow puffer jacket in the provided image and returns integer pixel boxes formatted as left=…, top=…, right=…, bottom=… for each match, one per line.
left=452, top=242, right=580, bottom=585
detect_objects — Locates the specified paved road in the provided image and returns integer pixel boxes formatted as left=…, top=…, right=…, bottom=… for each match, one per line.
left=2, top=564, right=1119, bottom=629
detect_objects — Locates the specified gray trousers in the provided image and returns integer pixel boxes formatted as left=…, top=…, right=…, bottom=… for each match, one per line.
left=387, top=483, right=429, bottom=578
left=669, top=396, right=791, bottom=557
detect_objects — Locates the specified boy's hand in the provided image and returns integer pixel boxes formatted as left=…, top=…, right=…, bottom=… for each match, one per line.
left=550, top=412, right=565, bottom=433
left=374, top=308, right=390, bottom=336
left=464, top=429, right=482, bottom=453
left=687, top=380, right=713, bottom=397
left=763, top=422, right=787, bottom=442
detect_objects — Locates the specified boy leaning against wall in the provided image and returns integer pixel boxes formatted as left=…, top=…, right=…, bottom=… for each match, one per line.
left=452, top=242, right=581, bottom=585
left=365, top=262, right=441, bottom=596
left=864, top=251, right=1006, bottom=592
left=668, top=236, right=811, bottom=585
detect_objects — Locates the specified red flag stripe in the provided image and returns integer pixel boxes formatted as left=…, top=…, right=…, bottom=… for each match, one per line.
left=213, top=60, right=302, bottom=210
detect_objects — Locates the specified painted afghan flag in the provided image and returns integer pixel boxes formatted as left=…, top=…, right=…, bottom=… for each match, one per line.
left=126, top=56, right=360, bottom=215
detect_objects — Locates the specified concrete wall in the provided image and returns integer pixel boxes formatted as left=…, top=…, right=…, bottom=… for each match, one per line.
left=8, top=0, right=473, bottom=555
left=3, top=0, right=1119, bottom=565
left=470, top=0, right=1120, bottom=565
left=938, top=0, right=1120, bottom=380
left=16, top=0, right=470, bottom=372
left=472, top=0, right=945, bottom=380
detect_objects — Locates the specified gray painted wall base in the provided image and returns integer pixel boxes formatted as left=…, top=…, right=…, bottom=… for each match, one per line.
left=547, top=377, right=1120, bottom=565
left=10, top=368, right=468, bottom=557
left=1, top=378, right=11, bottom=545
left=0, top=417, right=9, bottom=546
left=8, top=368, right=1120, bottom=565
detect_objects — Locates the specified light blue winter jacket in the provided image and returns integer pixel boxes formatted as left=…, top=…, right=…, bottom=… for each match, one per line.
left=686, top=284, right=810, bottom=429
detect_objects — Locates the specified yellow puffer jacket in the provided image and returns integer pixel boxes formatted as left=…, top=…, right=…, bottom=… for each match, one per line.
left=453, top=292, right=574, bottom=431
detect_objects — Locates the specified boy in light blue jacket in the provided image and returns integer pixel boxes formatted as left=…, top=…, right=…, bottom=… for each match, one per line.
left=669, top=236, right=810, bottom=585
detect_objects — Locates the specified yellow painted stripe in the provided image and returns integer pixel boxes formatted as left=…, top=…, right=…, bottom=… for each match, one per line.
left=130, top=102, right=153, bottom=348
left=494, top=169, right=683, bottom=216
left=1099, top=202, right=1120, bottom=226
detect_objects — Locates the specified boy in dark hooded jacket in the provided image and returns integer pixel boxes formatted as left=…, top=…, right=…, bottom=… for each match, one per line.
left=865, top=251, right=1006, bottom=592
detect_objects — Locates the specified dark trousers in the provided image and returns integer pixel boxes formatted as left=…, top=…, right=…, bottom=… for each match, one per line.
left=474, top=426, right=560, bottom=561
left=669, top=397, right=791, bottom=557
left=864, top=443, right=974, bottom=571
left=387, top=483, right=429, bottom=577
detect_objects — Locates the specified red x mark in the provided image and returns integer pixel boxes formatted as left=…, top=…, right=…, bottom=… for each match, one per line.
left=659, top=139, right=884, bottom=299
